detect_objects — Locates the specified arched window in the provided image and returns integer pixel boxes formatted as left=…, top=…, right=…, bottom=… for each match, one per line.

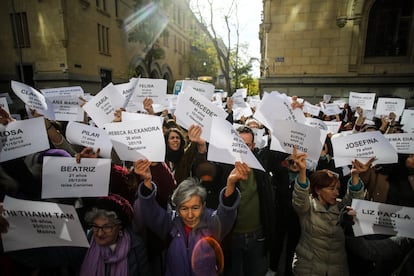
left=365, top=0, right=413, bottom=58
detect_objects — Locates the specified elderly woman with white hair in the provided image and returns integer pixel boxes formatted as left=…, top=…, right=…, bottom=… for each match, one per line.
left=133, top=159, right=247, bottom=276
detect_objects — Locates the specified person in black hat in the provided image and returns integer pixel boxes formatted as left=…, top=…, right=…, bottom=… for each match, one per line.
left=80, top=193, right=150, bottom=276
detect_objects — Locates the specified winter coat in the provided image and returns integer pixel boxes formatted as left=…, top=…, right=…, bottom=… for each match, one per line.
left=359, top=167, right=389, bottom=203
left=292, top=178, right=365, bottom=276
left=136, top=182, right=240, bottom=276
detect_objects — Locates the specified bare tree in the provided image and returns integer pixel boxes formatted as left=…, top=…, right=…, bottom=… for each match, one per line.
left=192, top=0, right=239, bottom=95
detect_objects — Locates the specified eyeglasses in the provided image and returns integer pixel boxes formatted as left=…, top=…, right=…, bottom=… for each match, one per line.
left=178, top=205, right=202, bottom=214
left=90, top=224, right=119, bottom=234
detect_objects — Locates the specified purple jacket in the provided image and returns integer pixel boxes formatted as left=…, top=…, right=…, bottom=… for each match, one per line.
left=135, top=182, right=240, bottom=276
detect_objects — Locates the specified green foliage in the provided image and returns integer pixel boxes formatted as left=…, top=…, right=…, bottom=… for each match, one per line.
left=241, top=76, right=259, bottom=95
left=184, top=30, right=219, bottom=79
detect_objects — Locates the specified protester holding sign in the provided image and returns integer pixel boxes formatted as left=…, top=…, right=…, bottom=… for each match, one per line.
left=0, top=194, right=150, bottom=275
left=339, top=206, right=414, bottom=276
left=359, top=153, right=414, bottom=206
left=163, top=125, right=206, bottom=184
left=80, top=193, right=150, bottom=276
left=133, top=159, right=244, bottom=276
left=290, top=145, right=374, bottom=276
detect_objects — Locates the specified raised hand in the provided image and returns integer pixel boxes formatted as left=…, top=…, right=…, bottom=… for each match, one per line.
left=143, top=98, right=154, bottom=115
left=351, top=157, right=376, bottom=175
left=188, top=125, right=206, bottom=153
left=225, top=161, right=250, bottom=196
left=0, top=107, right=14, bottom=126
left=75, top=147, right=100, bottom=163
left=291, top=96, right=304, bottom=110
left=350, top=157, right=376, bottom=185
left=113, top=108, right=126, bottom=122
left=133, top=159, right=152, bottom=189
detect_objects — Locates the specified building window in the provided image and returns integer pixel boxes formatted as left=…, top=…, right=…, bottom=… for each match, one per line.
left=163, top=31, right=169, bottom=47
left=96, top=0, right=106, bottom=11
left=97, top=23, right=110, bottom=54
left=100, top=68, right=112, bottom=88
left=365, top=0, right=413, bottom=57
left=10, top=12, right=30, bottom=48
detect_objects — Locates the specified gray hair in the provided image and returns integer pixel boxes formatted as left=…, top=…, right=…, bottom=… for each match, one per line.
left=84, top=208, right=122, bottom=226
left=171, top=177, right=207, bottom=208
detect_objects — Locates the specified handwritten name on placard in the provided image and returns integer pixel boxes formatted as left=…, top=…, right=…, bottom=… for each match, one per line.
left=2, top=196, right=89, bottom=252
left=104, top=116, right=165, bottom=162
left=0, top=117, right=49, bottom=162
left=42, top=157, right=111, bottom=198
left=352, top=199, right=414, bottom=239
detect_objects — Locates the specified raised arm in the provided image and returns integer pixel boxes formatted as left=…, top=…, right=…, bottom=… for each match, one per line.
left=225, top=161, right=250, bottom=197
left=188, top=124, right=207, bottom=154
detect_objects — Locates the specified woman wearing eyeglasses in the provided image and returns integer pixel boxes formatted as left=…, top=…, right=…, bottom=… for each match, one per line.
left=133, top=159, right=245, bottom=276
left=80, top=193, right=150, bottom=276
left=289, top=146, right=375, bottom=276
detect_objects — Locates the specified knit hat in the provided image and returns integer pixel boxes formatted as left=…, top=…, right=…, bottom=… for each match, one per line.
left=37, top=149, right=72, bottom=163
left=94, top=193, right=134, bottom=227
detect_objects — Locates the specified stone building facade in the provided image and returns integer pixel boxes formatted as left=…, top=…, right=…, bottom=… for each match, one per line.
left=0, top=0, right=202, bottom=105
left=259, top=0, right=414, bottom=106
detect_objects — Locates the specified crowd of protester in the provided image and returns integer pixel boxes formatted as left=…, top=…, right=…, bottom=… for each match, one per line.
left=0, top=86, right=413, bottom=276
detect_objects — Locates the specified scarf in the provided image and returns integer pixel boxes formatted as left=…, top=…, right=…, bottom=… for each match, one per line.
left=80, top=230, right=131, bottom=276
left=165, top=147, right=184, bottom=163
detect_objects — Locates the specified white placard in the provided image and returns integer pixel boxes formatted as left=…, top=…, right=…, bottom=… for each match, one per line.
left=323, top=94, right=331, bottom=103
left=384, top=133, right=414, bottom=154
left=165, top=94, right=178, bottom=113
left=246, top=95, right=261, bottom=108
left=175, top=80, right=215, bottom=100
left=11, top=80, right=55, bottom=120
left=207, top=118, right=264, bottom=171
left=269, top=120, right=325, bottom=165
left=0, top=117, right=49, bottom=162
left=333, top=99, right=347, bottom=108
left=401, top=109, right=414, bottom=133
left=40, top=86, right=85, bottom=122
left=304, top=117, right=328, bottom=131
left=321, top=102, right=342, bottom=116
left=174, top=87, right=227, bottom=142
left=82, top=83, right=125, bottom=128
left=253, top=92, right=306, bottom=131
left=324, top=121, right=343, bottom=135
left=104, top=117, right=165, bottom=162
left=303, top=101, right=321, bottom=117
left=351, top=199, right=414, bottom=239
left=375, top=97, right=405, bottom=119
left=252, top=128, right=267, bottom=149
left=125, top=78, right=167, bottom=112
left=235, top=88, right=247, bottom=100
left=233, top=105, right=253, bottom=121
left=0, top=97, right=10, bottom=114
left=232, top=89, right=247, bottom=108
left=114, top=77, right=139, bottom=107
left=65, top=122, right=113, bottom=158
left=348, top=92, right=376, bottom=110
left=44, top=96, right=83, bottom=122
left=41, top=156, right=111, bottom=198
left=40, top=86, right=84, bottom=98
left=332, top=131, right=398, bottom=167
left=1, top=196, right=89, bottom=252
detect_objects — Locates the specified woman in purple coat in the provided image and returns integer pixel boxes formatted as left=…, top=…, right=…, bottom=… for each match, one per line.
left=133, top=159, right=247, bottom=276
